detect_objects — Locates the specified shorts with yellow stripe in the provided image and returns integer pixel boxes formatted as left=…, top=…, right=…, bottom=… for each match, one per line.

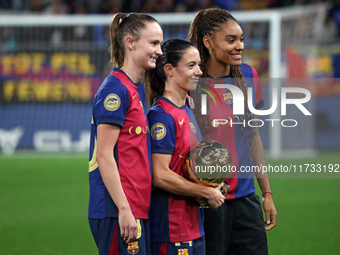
left=151, top=237, right=205, bottom=255
left=89, top=218, right=150, bottom=255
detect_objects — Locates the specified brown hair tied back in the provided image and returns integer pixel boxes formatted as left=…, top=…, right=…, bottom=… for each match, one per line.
left=109, top=12, right=158, bottom=68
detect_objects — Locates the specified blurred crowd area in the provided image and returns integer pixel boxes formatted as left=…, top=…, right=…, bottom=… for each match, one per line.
left=0, top=0, right=334, bottom=14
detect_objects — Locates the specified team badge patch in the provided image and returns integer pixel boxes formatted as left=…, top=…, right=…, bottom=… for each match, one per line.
left=104, top=93, right=121, bottom=111
left=151, top=123, right=166, bottom=140
left=223, top=92, right=233, bottom=105
left=178, top=248, right=189, bottom=255
left=190, top=122, right=196, bottom=134
left=127, top=241, right=139, bottom=254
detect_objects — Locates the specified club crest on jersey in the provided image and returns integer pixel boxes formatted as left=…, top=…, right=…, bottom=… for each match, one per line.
left=190, top=122, right=197, bottom=134
left=223, top=92, right=233, bottom=105
left=127, top=241, right=139, bottom=254
left=151, top=123, right=166, bottom=140
left=178, top=248, right=188, bottom=255
left=104, top=93, right=121, bottom=111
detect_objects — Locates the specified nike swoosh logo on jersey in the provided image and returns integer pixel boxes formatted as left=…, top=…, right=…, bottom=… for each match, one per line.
left=179, top=118, right=185, bottom=125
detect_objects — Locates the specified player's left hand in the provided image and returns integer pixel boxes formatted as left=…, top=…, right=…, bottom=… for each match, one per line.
left=262, top=193, right=277, bottom=231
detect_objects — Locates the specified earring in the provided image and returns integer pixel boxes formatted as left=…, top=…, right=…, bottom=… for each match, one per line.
left=209, top=48, right=212, bottom=55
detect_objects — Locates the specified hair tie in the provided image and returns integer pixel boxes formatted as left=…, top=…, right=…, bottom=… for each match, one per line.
left=119, top=13, right=130, bottom=24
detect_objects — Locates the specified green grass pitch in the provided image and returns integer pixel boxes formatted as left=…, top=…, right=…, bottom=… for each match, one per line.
left=0, top=152, right=339, bottom=255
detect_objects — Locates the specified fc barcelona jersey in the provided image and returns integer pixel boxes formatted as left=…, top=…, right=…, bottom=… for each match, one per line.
left=148, top=96, right=204, bottom=243
left=88, top=68, right=152, bottom=219
left=205, top=63, right=264, bottom=200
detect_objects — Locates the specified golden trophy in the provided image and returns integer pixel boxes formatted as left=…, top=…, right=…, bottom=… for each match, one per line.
left=182, top=140, right=232, bottom=208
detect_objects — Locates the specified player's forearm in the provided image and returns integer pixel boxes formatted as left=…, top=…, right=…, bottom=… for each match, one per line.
left=97, top=153, right=132, bottom=212
left=252, top=125, right=270, bottom=183
left=253, top=145, right=272, bottom=194
left=257, top=177, right=272, bottom=194
left=153, top=168, right=214, bottom=199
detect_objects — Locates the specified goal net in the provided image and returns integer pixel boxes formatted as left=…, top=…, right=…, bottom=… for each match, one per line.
left=0, top=3, right=331, bottom=157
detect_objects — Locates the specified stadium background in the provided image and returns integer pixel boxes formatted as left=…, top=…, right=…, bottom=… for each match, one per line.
left=0, top=0, right=339, bottom=254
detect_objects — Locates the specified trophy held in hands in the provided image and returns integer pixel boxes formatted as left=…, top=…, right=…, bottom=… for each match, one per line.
left=182, top=140, right=232, bottom=208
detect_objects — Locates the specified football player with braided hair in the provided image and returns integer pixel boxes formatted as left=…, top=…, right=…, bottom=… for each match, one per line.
left=188, top=8, right=277, bottom=255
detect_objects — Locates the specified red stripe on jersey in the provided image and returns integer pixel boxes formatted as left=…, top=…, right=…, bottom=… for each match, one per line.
left=155, top=99, right=202, bottom=242
left=111, top=71, right=152, bottom=219
left=109, top=224, right=119, bottom=255
left=159, top=242, right=168, bottom=255
left=206, top=82, right=238, bottom=199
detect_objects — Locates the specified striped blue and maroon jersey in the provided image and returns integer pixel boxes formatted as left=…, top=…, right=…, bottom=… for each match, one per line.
left=148, top=96, right=204, bottom=243
left=88, top=68, right=152, bottom=220
left=205, top=63, right=264, bottom=199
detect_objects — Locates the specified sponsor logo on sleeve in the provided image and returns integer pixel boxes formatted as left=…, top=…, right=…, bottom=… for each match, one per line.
left=104, top=93, right=121, bottom=111
left=151, top=123, right=166, bottom=140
